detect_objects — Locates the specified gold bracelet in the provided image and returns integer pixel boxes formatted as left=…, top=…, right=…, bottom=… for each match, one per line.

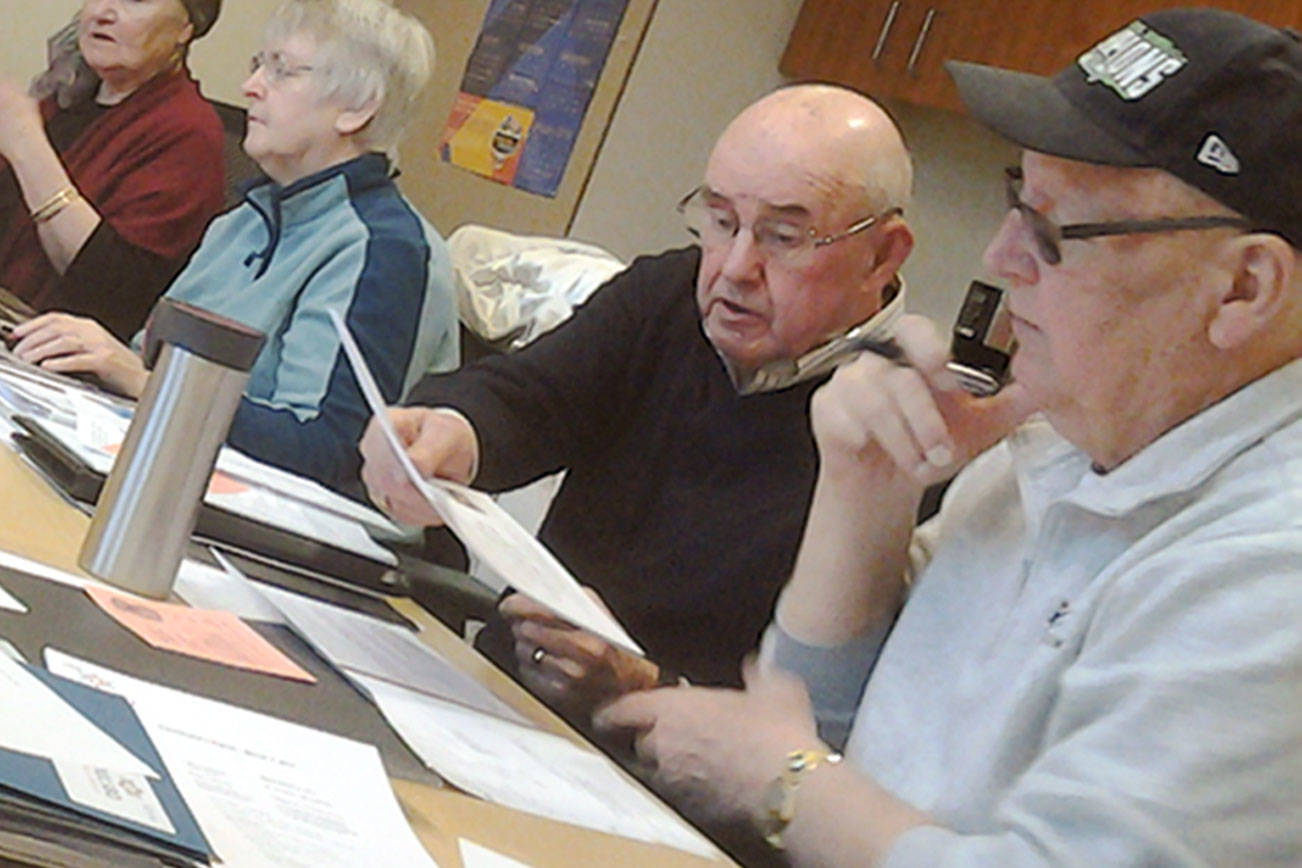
left=31, top=186, right=81, bottom=224
left=757, top=747, right=842, bottom=850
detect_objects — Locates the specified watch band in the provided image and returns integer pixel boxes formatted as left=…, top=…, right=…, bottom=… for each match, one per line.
left=757, top=747, right=842, bottom=849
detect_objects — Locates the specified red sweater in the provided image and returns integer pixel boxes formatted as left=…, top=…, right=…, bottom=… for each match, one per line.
left=0, top=70, right=224, bottom=336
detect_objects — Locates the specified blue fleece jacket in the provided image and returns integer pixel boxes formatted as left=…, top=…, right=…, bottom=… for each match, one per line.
left=146, top=153, right=457, bottom=490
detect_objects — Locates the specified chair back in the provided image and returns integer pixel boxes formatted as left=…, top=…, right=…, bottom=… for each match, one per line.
left=209, top=101, right=262, bottom=209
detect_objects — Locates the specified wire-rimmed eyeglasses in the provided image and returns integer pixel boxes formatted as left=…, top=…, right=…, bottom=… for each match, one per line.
left=1003, top=166, right=1251, bottom=265
left=676, top=186, right=902, bottom=265
left=249, top=51, right=315, bottom=86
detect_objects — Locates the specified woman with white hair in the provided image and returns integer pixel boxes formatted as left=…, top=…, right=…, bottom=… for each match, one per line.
left=13, top=0, right=458, bottom=493
left=0, top=0, right=226, bottom=340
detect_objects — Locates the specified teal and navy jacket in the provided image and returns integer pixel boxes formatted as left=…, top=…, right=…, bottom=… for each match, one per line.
left=143, top=152, right=458, bottom=490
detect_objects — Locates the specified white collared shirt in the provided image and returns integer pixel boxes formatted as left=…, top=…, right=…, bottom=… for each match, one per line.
left=722, top=279, right=906, bottom=395
left=768, top=358, right=1302, bottom=866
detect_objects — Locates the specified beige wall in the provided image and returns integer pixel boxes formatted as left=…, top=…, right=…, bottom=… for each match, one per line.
left=890, top=100, right=1019, bottom=324
left=568, top=0, right=804, bottom=260
left=0, top=0, right=267, bottom=103
left=566, top=0, right=1018, bottom=325
left=0, top=0, right=1016, bottom=325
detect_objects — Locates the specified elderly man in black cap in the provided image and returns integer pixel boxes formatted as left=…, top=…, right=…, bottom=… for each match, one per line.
left=599, top=8, right=1302, bottom=866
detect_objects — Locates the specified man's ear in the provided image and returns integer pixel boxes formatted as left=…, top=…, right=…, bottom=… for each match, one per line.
left=1207, top=233, right=1295, bottom=350
left=866, top=222, right=913, bottom=286
left=334, top=97, right=380, bottom=136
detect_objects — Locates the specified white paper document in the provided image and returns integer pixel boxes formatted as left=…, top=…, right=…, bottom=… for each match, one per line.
left=427, top=480, right=644, bottom=655
left=52, top=759, right=175, bottom=834
left=460, top=839, right=536, bottom=868
left=353, top=674, right=717, bottom=860
left=216, top=446, right=401, bottom=536
left=0, top=653, right=157, bottom=779
left=251, top=579, right=528, bottom=725
left=68, top=391, right=130, bottom=453
left=202, top=482, right=399, bottom=566
left=0, top=549, right=94, bottom=590
left=45, top=649, right=442, bottom=868
left=328, top=309, right=643, bottom=657
left=0, top=364, right=79, bottom=428
left=3, top=373, right=400, bottom=566
left=0, top=581, right=27, bottom=613
left=0, top=638, right=26, bottom=663
left=172, top=558, right=285, bottom=624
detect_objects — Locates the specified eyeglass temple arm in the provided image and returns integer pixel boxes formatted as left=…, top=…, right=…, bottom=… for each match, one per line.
left=1059, top=215, right=1252, bottom=240
left=813, top=206, right=904, bottom=247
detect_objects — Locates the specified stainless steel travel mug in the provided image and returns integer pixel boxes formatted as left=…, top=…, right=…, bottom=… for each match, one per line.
left=79, top=299, right=265, bottom=597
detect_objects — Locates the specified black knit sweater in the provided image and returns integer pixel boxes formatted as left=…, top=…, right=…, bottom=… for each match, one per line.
left=407, top=246, right=823, bottom=686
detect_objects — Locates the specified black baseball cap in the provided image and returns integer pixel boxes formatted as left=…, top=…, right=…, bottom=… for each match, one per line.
left=947, top=7, right=1302, bottom=249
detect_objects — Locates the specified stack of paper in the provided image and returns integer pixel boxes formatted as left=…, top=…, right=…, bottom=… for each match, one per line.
left=219, top=544, right=715, bottom=858
left=242, top=570, right=527, bottom=724
left=45, top=649, right=441, bottom=868
left=0, top=653, right=212, bottom=866
left=0, top=362, right=401, bottom=568
left=355, top=675, right=717, bottom=859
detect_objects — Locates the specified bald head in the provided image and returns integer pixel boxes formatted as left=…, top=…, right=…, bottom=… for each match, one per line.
left=692, top=85, right=915, bottom=377
left=709, top=85, right=912, bottom=217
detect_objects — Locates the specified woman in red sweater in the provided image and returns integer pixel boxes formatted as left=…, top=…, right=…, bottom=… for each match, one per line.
left=0, top=0, right=225, bottom=340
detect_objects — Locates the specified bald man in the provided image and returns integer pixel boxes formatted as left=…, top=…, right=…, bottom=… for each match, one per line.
left=360, top=85, right=915, bottom=716
left=598, top=9, right=1302, bottom=866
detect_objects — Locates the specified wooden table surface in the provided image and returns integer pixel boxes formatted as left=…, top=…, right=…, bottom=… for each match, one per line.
left=0, top=442, right=729, bottom=867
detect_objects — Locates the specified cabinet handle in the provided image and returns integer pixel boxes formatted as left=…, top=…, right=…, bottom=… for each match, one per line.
left=871, top=1, right=902, bottom=64
left=906, top=7, right=937, bottom=77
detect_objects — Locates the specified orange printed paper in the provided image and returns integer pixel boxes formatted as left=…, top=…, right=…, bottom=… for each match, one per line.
left=207, top=471, right=249, bottom=496
left=85, top=586, right=315, bottom=683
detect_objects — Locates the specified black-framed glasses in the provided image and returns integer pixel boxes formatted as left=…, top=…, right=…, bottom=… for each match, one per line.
left=249, top=51, right=315, bottom=86
left=676, top=186, right=902, bottom=265
left=1003, top=166, right=1251, bottom=265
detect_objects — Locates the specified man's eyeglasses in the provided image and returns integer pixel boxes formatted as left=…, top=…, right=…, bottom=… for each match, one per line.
left=676, top=186, right=901, bottom=265
left=1004, top=166, right=1250, bottom=265
left=249, top=51, right=315, bottom=86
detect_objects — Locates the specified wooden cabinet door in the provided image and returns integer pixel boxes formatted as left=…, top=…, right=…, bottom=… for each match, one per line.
left=782, top=0, right=1302, bottom=112
left=780, top=0, right=1047, bottom=110
left=993, top=1, right=1302, bottom=91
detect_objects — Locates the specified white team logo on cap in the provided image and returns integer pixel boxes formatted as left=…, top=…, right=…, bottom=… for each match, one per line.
left=1078, top=21, right=1186, bottom=100
left=1196, top=134, right=1241, bottom=175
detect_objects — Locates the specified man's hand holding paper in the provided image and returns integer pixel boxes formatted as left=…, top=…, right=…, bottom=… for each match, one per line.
left=359, top=405, right=477, bottom=526
left=331, top=310, right=644, bottom=659
left=502, top=590, right=661, bottom=717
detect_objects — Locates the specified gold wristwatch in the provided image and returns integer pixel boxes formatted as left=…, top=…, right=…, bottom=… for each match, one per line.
left=757, top=748, right=843, bottom=849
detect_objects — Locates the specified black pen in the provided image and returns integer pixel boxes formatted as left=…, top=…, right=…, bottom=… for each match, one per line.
left=832, top=333, right=1003, bottom=396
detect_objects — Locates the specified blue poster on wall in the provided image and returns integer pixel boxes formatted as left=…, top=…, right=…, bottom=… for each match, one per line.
left=439, top=0, right=631, bottom=198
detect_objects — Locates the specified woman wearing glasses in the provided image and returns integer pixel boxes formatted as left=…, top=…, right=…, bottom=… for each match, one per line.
left=0, top=0, right=225, bottom=340
left=12, top=0, right=458, bottom=494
